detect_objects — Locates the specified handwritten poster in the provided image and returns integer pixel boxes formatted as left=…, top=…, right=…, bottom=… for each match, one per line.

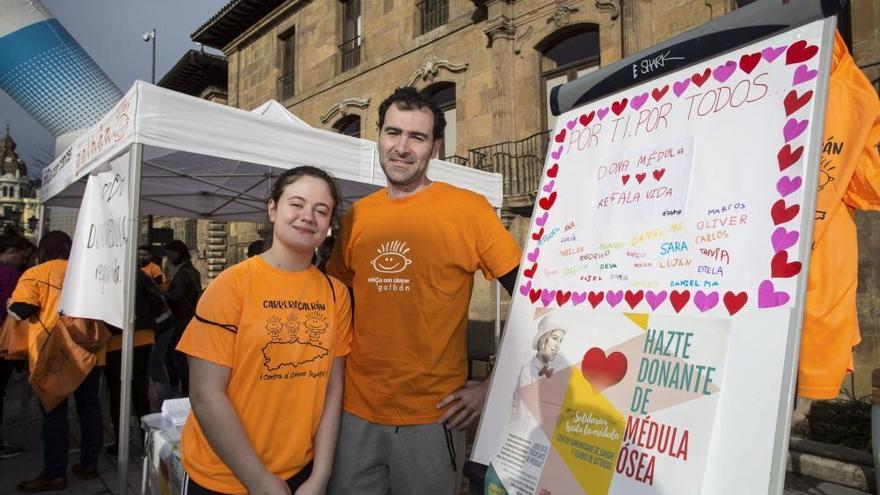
left=475, top=18, right=832, bottom=495
left=60, top=152, right=130, bottom=328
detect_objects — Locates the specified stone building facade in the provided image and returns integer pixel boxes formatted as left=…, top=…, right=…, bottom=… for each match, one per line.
left=190, top=0, right=879, bottom=395
left=0, top=127, right=40, bottom=240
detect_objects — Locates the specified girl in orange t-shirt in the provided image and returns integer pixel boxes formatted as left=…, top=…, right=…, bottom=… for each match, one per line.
left=178, top=166, right=351, bottom=495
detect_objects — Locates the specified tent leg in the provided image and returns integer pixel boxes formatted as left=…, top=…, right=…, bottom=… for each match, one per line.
left=118, top=143, right=143, bottom=495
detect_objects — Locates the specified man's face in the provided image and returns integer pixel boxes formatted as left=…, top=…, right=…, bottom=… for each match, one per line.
left=538, top=329, right=565, bottom=363
left=137, top=249, right=150, bottom=267
left=165, top=250, right=181, bottom=266
left=377, top=104, right=440, bottom=189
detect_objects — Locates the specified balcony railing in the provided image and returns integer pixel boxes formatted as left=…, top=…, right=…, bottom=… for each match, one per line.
left=417, top=0, right=448, bottom=35
left=468, top=130, right=551, bottom=198
left=339, top=36, right=362, bottom=72
left=277, top=71, right=295, bottom=100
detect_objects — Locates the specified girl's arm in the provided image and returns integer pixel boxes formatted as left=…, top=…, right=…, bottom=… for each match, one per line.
left=295, top=356, right=345, bottom=495
left=188, top=356, right=291, bottom=495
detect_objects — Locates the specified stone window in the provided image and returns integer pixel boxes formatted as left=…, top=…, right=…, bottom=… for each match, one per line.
left=417, top=0, right=448, bottom=35
left=340, top=0, right=362, bottom=72
left=333, top=115, right=361, bottom=138
left=424, top=81, right=456, bottom=160
left=278, top=28, right=296, bottom=100
left=536, top=25, right=600, bottom=131
left=2, top=186, right=7, bottom=197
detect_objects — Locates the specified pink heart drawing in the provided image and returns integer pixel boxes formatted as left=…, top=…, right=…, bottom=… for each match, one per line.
left=519, top=280, right=532, bottom=296
left=762, top=45, right=786, bottom=63
left=758, top=279, right=790, bottom=308
left=776, top=176, right=802, bottom=197
left=566, top=118, right=577, bottom=130
left=793, top=64, right=818, bottom=86
left=783, top=118, right=808, bottom=143
left=630, top=92, right=649, bottom=111
left=550, top=146, right=563, bottom=160
left=535, top=211, right=548, bottom=227
left=606, top=290, right=624, bottom=308
left=713, top=60, right=737, bottom=83
left=645, top=290, right=668, bottom=310
left=571, top=292, right=587, bottom=306
left=543, top=180, right=555, bottom=193
left=771, top=227, right=799, bottom=253
left=541, top=289, right=556, bottom=307
left=673, top=79, right=691, bottom=97
left=694, top=290, right=719, bottom=312
left=527, top=247, right=540, bottom=263
left=597, top=107, right=609, bottom=120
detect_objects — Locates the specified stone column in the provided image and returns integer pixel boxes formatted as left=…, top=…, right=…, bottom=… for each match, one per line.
left=483, top=0, right=518, bottom=143
left=621, top=0, right=652, bottom=56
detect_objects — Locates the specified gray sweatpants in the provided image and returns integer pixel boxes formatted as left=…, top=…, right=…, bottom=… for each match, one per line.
left=328, top=411, right=465, bottom=495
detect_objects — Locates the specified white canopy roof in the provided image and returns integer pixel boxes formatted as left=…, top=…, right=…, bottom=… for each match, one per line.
left=40, top=81, right=503, bottom=221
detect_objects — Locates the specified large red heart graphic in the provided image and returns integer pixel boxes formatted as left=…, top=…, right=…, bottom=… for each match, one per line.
left=670, top=290, right=690, bottom=313
left=652, top=168, right=665, bottom=181
left=546, top=163, right=559, bottom=178
left=624, top=290, right=644, bottom=309
left=554, top=129, right=567, bottom=143
left=587, top=291, right=604, bottom=308
left=777, top=145, right=804, bottom=172
left=523, top=263, right=537, bottom=279
left=539, top=191, right=557, bottom=210
left=771, top=199, right=800, bottom=225
left=651, top=85, right=669, bottom=101
left=739, top=52, right=761, bottom=74
left=770, top=251, right=802, bottom=278
left=531, top=227, right=544, bottom=241
left=556, top=290, right=572, bottom=306
left=581, top=348, right=628, bottom=391
left=529, top=288, right=541, bottom=304
left=786, top=40, right=818, bottom=65
left=635, top=172, right=646, bottom=184
left=691, top=68, right=711, bottom=87
left=723, top=291, right=748, bottom=316
left=579, top=111, right=595, bottom=127
left=611, top=98, right=629, bottom=116
left=783, top=90, right=813, bottom=117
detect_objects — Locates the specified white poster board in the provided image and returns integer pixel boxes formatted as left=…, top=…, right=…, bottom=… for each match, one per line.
left=474, top=18, right=834, bottom=495
left=59, top=152, right=131, bottom=328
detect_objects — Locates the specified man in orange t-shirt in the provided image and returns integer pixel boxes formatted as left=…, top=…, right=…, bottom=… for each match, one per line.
left=137, top=245, right=166, bottom=288
left=327, top=87, right=521, bottom=494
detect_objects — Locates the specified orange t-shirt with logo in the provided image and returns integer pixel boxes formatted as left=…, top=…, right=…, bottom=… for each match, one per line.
left=141, top=262, right=166, bottom=287
left=327, top=182, right=521, bottom=425
left=177, top=256, right=351, bottom=493
left=798, top=33, right=880, bottom=399
left=10, top=259, right=67, bottom=372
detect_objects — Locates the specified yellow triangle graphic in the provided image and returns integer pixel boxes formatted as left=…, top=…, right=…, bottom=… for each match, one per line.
left=623, top=312, right=649, bottom=330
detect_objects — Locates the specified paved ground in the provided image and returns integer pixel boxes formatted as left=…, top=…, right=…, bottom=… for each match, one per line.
left=0, top=369, right=872, bottom=495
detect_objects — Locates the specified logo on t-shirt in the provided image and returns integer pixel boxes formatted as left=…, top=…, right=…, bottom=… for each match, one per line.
left=260, top=313, right=329, bottom=376
left=370, top=240, right=412, bottom=273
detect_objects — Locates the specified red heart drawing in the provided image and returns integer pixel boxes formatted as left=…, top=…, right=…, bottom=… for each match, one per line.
left=691, top=68, right=711, bottom=87
left=786, top=40, right=818, bottom=65
left=539, top=191, right=557, bottom=210
left=652, top=168, right=665, bottom=181
left=556, top=290, right=572, bottom=306
left=621, top=174, right=630, bottom=186
left=739, top=52, right=761, bottom=74
left=770, top=251, right=802, bottom=278
left=581, top=348, right=628, bottom=391
left=588, top=291, right=604, bottom=308
left=529, top=288, right=541, bottom=304
left=635, top=172, right=646, bottom=184
left=625, top=290, right=644, bottom=309
left=771, top=199, right=800, bottom=225
left=651, top=85, right=669, bottom=101
left=777, top=145, right=804, bottom=171
left=783, top=90, right=813, bottom=116
left=723, top=291, right=748, bottom=316
left=531, top=227, right=544, bottom=241
left=579, top=111, right=595, bottom=127
left=670, top=290, right=690, bottom=313
left=554, top=129, right=567, bottom=143
left=546, top=163, right=559, bottom=178
left=523, top=263, right=537, bottom=279
left=611, top=98, right=629, bottom=116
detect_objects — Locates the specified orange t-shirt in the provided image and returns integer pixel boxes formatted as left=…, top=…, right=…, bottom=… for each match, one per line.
left=10, top=259, right=67, bottom=372
left=141, top=262, right=166, bottom=288
left=327, top=182, right=521, bottom=425
left=177, top=256, right=351, bottom=494
left=798, top=34, right=880, bottom=399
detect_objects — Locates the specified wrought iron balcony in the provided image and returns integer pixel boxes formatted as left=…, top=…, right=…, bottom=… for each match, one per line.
left=417, top=0, right=448, bottom=35
left=277, top=71, right=295, bottom=100
left=467, top=130, right=551, bottom=198
left=339, top=36, right=362, bottom=72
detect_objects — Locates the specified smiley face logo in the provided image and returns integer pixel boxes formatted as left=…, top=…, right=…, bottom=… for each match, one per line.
left=370, top=240, right=412, bottom=274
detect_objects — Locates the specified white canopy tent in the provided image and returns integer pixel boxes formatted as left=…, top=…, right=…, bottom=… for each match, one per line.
left=40, top=81, right=506, bottom=494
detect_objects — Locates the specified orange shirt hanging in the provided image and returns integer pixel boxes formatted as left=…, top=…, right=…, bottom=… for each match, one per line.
left=177, top=256, right=351, bottom=494
left=10, top=259, right=67, bottom=372
left=798, top=33, right=880, bottom=399
left=327, top=182, right=521, bottom=425
left=141, top=262, right=166, bottom=288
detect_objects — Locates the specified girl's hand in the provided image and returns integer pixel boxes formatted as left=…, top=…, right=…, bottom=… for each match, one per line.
left=248, top=473, right=291, bottom=495
left=293, top=476, right=327, bottom=495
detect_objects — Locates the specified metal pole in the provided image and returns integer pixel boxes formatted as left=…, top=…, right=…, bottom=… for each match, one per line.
left=150, top=28, right=156, bottom=85
left=145, top=28, right=155, bottom=248
left=117, top=143, right=143, bottom=495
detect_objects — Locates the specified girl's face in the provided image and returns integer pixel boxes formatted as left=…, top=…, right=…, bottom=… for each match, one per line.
left=268, top=175, right=334, bottom=255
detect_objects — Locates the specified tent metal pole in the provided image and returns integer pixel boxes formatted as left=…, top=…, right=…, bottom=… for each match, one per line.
left=118, top=143, right=143, bottom=495
left=494, top=208, right=503, bottom=354
left=36, top=204, right=46, bottom=240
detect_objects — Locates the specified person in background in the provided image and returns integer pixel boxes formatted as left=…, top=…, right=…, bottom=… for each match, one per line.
left=178, top=166, right=351, bottom=494
left=138, top=245, right=166, bottom=288
left=163, top=240, right=201, bottom=396
left=12, top=232, right=103, bottom=492
left=0, top=233, right=29, bottom=460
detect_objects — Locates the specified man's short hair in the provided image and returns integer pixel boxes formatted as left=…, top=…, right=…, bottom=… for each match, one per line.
left=137, top=244, right=151, bottom=252
left=377, top=87, right=446, bottom=141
